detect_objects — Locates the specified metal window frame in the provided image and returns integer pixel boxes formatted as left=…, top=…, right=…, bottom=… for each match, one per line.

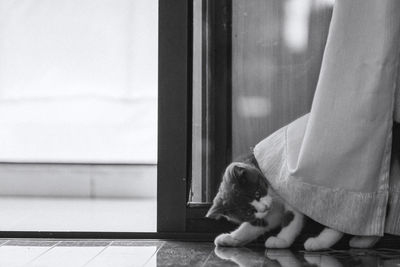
left=157, top=0, right=191, bottom=233
left=157, top=0, right=235, bottom=236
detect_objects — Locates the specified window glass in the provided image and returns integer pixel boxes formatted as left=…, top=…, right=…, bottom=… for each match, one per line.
left=191, top=0, right=333, bottom=202
left=232, top=0, right=333, bottom=158
left=0, top=0, right=157, bottom=163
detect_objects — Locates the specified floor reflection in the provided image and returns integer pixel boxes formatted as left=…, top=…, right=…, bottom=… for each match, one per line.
left=0, top=239, right=399, bottom=266
left=214, top=247, right=400, bottom=267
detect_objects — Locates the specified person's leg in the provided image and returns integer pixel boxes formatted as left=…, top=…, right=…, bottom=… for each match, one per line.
left=255, top=0, right=400, bottom=236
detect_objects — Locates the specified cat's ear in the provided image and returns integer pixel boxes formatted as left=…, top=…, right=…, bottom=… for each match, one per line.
left=206, top=197, right=225, bottom=219
left=232, top=165, right=245, bottom=177
left=232, top=165, right=247, bottom=185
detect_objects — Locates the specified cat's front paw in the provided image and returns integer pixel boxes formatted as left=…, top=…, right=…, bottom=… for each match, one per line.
left=265, top=236, right=291, bottom=249
left=215, top=233, right=242, bottom=247
left=304, top=238, right=331, bottom=251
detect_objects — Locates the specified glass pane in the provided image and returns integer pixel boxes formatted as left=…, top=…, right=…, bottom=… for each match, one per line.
left=0, top=0, right=157, bottom=164
left=232, top=0, right=333, bottom=158
left=191, top=0, right=334, bottom=203
left=191, top=0, right=232, bottom=203
left=0, top=0, right=157, bottom=232
left=191, top=0, right=206, bottom=202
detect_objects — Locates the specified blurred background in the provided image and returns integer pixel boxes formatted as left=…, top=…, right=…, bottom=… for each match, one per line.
left=0, top=0, right=157, bottom=232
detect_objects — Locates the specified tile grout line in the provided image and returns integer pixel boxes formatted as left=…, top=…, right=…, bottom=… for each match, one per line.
left=0, top=240, right=10, bottom=246
left=81, top=241, right=113, bottom=267
left=200, top=246, right=215, bottom=267
left=141, top=241, right=166, bottom=267
left=23, top=240, right=62, bottom=267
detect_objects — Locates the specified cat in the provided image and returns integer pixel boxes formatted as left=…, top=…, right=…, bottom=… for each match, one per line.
left=206, top=154, right=381, bottom=251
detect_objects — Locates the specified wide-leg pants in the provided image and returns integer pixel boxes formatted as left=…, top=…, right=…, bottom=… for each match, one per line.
left=254, top=0, right=400, bottom=236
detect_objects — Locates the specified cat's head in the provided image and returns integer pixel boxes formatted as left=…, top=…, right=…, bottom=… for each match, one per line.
left=206, top=162, right=271, bottom=225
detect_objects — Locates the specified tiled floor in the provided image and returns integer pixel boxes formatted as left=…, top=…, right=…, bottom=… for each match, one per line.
left=0, top=239, right=399, bottom=267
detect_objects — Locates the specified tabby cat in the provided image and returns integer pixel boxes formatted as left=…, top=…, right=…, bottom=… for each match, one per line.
left=206, top=154, right=380, bottom=251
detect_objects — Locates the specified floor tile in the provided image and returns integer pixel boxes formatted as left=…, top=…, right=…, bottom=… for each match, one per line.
left=0, top=242, right=57, bottom=267
left=85, top=245, right=158, bottom=267
left=205, top=247, right=266, bottom=267
left=207, top=247, right=400, bottom=267
left=111, top=240, right=164, bottom=248
left=0, top=239, right=399, bottom=267
left=155, top=241, right=214, bottom=267
left=58, top=240, right=112, bottom=247
left=6, top=240, right=59, bottom=246
left=28, top=246, right=105, bottom=267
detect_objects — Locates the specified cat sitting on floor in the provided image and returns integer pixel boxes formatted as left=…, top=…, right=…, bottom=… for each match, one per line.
left=206, top=154, right=380, bottom=251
